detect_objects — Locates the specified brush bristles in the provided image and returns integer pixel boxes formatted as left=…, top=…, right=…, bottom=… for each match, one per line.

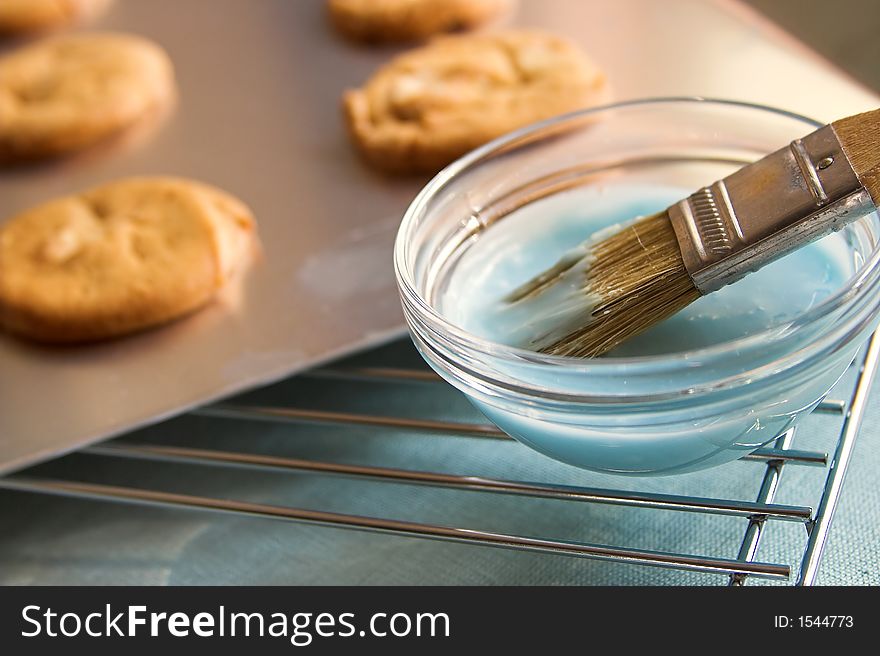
left=537, top=212, right=700, bottom=358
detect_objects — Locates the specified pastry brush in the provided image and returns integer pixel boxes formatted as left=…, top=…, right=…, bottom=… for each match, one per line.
left=504, top=107, right=880, bottom=358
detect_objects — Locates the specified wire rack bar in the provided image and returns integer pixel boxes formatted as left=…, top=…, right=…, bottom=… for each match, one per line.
left=79, top=443, right=813, bottom=521
left=302, top=367, right=847, bottom=415
left=797, top=331, right=880, bottom=585
left=191, top=404, right=829, bottom=466
left=746, top=448, right=826, bottom=466
left=193, top=405, right=509, bottom=439
left=0, top=476, right=791, bottom=580
left=306, top=367, right=441, bottom=383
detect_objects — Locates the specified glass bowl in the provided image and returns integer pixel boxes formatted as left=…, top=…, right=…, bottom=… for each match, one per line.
left=394, top=98, right=880, bottom=475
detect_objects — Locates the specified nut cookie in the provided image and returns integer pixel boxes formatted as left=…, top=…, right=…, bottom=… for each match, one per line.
left=0, top=177, right=258, bottom=343
left=328, top=0, right=513, bottom=43
left=0, top=0, right=110, bottom=34
left=0, top=32, right=174, bottom=162
left=343, top=30, right=610, bottom=174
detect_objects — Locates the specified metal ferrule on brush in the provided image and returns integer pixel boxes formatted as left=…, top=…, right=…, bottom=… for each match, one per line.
left=668, top=125, right=876, bottom=294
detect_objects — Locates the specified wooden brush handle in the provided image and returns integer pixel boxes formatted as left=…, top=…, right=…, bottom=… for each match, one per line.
left=833, top=108, right=880, bottom=205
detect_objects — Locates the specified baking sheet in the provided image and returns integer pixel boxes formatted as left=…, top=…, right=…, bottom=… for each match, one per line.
left=0, top=0, right=876, bottom=475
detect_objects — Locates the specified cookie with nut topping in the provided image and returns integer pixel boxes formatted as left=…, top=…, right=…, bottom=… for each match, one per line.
left=0, top=177, right=258, bottom=342
left=0, top=0, right=110, bottom=34
left=0, top=32, right=174, bottom=162
left=342, top=30, right=610, bottom=174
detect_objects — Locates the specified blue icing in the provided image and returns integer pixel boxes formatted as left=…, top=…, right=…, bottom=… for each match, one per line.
left=440, top=182, right=852, bottom=357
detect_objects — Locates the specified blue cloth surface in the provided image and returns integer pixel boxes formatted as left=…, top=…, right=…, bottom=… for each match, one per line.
left=0, top=338, right=877, bottom=586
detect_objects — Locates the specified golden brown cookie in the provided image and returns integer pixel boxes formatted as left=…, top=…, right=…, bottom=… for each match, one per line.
left=0, top=32, right=174, bottom=162
left=0, top=0, right=110, bottom=34
left=343, top=30, right=611, bottom=174
left=328, top=0, right=513, bottom=43
left=0, top=177, right=258, bottom=343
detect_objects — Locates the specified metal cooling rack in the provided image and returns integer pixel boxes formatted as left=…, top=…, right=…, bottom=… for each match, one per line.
left=1, top=332, right=878, bottom=586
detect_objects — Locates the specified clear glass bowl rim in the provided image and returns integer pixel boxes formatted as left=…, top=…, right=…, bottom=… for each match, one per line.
left=394, top=97, right=880, bottom=381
